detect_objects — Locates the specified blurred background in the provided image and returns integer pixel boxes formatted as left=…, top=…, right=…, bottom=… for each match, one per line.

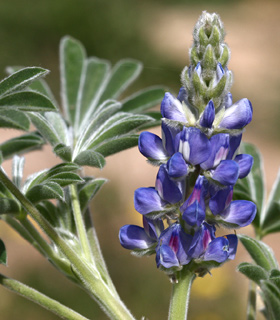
left=0, top=0, right=279, bottom=319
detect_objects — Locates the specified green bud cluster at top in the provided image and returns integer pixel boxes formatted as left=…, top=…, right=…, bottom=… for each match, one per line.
left=181, top=11, right=233, bottom=113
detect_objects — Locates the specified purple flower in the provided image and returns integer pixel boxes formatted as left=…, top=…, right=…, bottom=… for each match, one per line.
left=201, top=133, right=239, bottom=186
left=181, top=175, right=208, bottom=227
left=138, top=122, right=180, bottom=163
left=134, top=165, right=183, bottom=216
left=161, top=92, right=187, bottom=123
left=219, top=98, right=253, bottom=129
left=188, top=222, right=238, bottom=263
left=156, top=223, right=192, bottom=269
left=119, top=217, right=164, bottom=254
left=179, top=127, right=211, bottom=166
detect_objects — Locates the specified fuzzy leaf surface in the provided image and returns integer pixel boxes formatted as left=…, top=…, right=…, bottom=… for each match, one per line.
left=74, top=150, right=106, bottom=168
left=121, top=87, right=165, bottom=113
left=0, top=67, right=49, bottom=97
left=98, top=59, right=142, bottom=104
left=60, top=36, right=86, bottom=125
left=0, top=198, right=21, bottom=215
left=0, top=109, right=30, bottom=131
left=26, top=182, right=64, bottom=203
left=238, top=234, right=278, bottom=271
left=0, top=132, right=44, bottom=160
left=0, top=91, right=56, bottom=112
left=237, top=262, right=268, bottom=284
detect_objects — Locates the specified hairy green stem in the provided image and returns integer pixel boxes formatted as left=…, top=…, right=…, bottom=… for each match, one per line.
left=84, top=209, right=118, bottom=296
left=246, top=281, right=257, bottom=320
left=19, top=216, right=75, bottom=279
left=0, top=168, right=135, bottom=320
left=69, top=184, right=94, bottom=264
left=0, top=273, right=89, bottom=320
left=168, top=268, right=196, bottom=320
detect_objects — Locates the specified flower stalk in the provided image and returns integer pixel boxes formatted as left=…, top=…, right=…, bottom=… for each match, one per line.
left=168, top=268, right=196, bottom=320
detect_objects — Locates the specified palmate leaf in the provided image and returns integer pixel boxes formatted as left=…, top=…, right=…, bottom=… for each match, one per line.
left=60, top=36, right=162, bottom=136
left=233, top=143, right=265, bottom=230
left=73, top=150, right=106, bottom=168
left=26, top=182, right=64, bottom=203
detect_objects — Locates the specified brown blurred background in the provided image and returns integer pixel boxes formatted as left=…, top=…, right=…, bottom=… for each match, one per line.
left=0, top=0, right=279, bottom=319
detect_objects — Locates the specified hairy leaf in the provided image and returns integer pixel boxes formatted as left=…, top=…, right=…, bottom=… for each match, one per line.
left=0, top=198, right=21, bottom=215
left=237, top=262, right=268, bottom=284
left=0, top=132, right=44, bottom=160
left=60, top=36, right=86, bottom=125
left=0, top=91, right=57, bottom=112
left=98, top=59, right=142, bottom=104
left=0, top=67, right=49, bottom=97
left=0, top=109, right=30, bottom=131
left=74, top=150, right=106, bottom=168
left=238, top=234, right=278, bottom=271
left=26, top=182, right=64, bottom=203
left=121, top=87, right=165, bottom=113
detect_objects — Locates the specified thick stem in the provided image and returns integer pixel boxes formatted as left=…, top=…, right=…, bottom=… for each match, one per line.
left=69, top=184, right=94, bottom=264
left=168, top=268, right=196, bottom=320
left=246, top=281, right=257, bottom=320
left=0, top=169, right=135, bottom=320
left=0, top=273, right=89, bottom=320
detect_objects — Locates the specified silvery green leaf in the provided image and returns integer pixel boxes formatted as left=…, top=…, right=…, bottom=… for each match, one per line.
left=53, top=143, right=72, bottom=162
left=0, top=132, right=44, bottom=160
left=0, top=109, right=30, bottom=131
left=60, top=36, right=86, bottom=125
left=0, top=198, right=21, bottom=215
left=74, top=100, right=121, bottom=156
left=93, top=134, right=139, bottom=157
left=6, top=66, right=58, bottom=108
left=260, top=281, right=280, bottom=320
left=47, top=172, right=83, bottom=187
left=84, top=113, right=152, bottom=150
left=0, top=239, right=7, bottom=266
left=137, top=111, right=162, bottom=130
left=234, top=143, right=265, bottom=230
left=28, top=112, right=61, bottom=146
left=0, top=91, right=57, bottom=112
left=74, top=150, right=106, bottom=168
left=238, top=234, right=278, bottom=271
left=237, top=262, right=268, bottom=284
left=25, top=163, right=80, bottom=191
left=12, top=156, right=25, bottom=188
left=97, top=59, right=142, bottom=104
left=45, top=112, right=70, bottom=146
left=74, top=57, right=111, bottom=131
left=121, top=87, right=165, bottom=113
left=26, top=181, right=64, bottom=203
left=78, top=178, right=107, bottom=214
left=261, top=169, right=280, bottom=236
left=0, top=67, right=49, bottom=97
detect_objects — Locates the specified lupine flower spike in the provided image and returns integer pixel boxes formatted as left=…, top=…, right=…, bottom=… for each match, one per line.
left=120, top=11, right=256, bottom=278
